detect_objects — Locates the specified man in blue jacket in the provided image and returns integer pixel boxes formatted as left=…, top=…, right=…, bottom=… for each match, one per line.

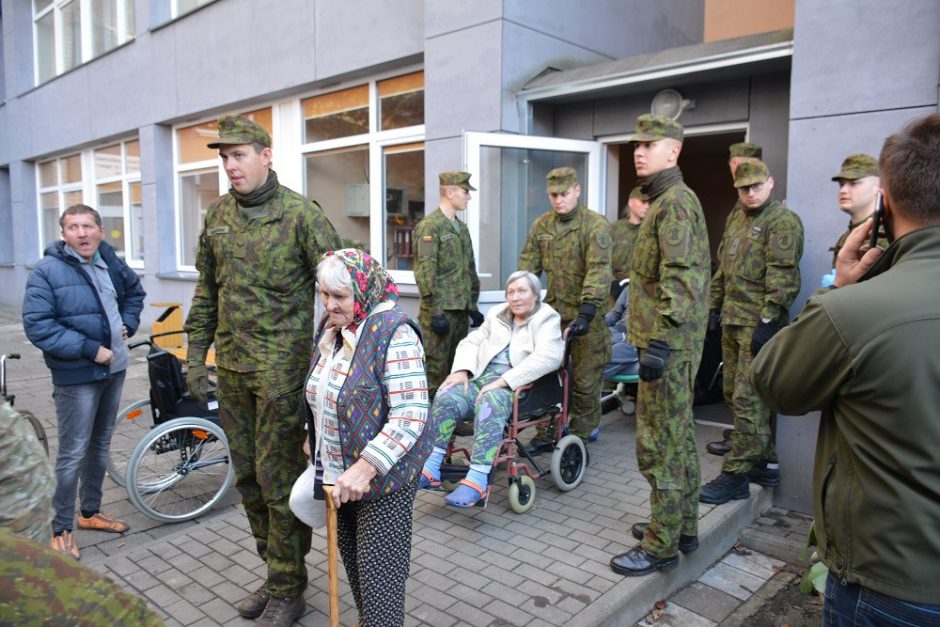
left=23, top=204, right=145, bottom=560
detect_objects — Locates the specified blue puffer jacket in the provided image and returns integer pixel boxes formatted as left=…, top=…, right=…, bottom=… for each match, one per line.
left=23, top=241, right=146, bottom=385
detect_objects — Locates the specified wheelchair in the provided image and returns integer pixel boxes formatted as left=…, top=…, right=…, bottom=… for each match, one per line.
left=107, top=337, right=233, bottom=523
left=439, top=332, right=587, bottom=514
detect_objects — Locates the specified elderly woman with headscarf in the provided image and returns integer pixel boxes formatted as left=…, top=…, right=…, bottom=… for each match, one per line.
left=418, top=270, right=564, bottom=508
left=289, top=248, right=429, bottom=627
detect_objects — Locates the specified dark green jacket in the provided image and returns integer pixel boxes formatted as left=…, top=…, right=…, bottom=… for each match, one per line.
left=413, top=209, right=479, bottom=315
left=750, top=225, right=940, bottom=604
left=185, top=184, right=340, bottom=372
left=610, top=218, right=640, bottom=282
left=709, top=199, right=803, bottom=326
left=518, top=204, right=611, bottom=322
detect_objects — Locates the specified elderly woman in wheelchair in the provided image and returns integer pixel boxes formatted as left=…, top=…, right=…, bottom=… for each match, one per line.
left=419, top=270, right=564, bottom=508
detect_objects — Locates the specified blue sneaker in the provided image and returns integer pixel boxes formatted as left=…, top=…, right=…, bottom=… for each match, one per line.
left=588, top=426, right=600, bottom=443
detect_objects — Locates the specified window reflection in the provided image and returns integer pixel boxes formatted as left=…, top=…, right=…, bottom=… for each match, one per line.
left=179, top=171, right=219, bottom=267
left=304, top=145, right=370, bottom=252
left=384, top=144, right=424, bottom=271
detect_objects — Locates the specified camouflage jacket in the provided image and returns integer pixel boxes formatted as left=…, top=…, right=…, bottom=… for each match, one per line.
left=610, top=219, right=640, bottom=281
left=0, top=401, right=54, bottom=544
left=518, top=205, right=611, bottom=322
left=830, top=213, right=889, bottom=267
left=710, top=199, right=804, bottom=326
left=627, top=181, right=709, bottom=354
left=185, top=184, right=341, bottom=372
left=413, top=209, right=479, bottom=315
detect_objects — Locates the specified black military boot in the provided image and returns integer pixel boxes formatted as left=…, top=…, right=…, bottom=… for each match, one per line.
left=609, top=546, right=678, bottom=576
left=235, top=582, right=270, bottom=619
left=631, top=522, right=699, bottom=553
left=747, top=461, right=781, bottom=487
left=706, top=428, right=734, bottom=456
left=700, top=471, right=750, bottom=504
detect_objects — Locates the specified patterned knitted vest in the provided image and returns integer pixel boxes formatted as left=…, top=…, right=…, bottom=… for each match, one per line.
left=314, top=306, right=430, bottom=500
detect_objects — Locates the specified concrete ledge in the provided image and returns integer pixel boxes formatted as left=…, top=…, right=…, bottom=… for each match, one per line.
left=573, top=485, right=773, bottom=627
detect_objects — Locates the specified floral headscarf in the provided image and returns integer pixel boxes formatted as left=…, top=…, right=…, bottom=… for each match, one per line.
left=325, top=248, right=399, bottom=325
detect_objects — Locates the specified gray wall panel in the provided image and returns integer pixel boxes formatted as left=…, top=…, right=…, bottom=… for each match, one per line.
left=424, top=0, right=502, bottom=38
left=790, top=0, right=940, bottom=119
left=748, top=72, right=791, bottom=194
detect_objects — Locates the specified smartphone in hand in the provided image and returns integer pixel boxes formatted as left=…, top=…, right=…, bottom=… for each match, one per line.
left=869, top=193, right=884, bottom=249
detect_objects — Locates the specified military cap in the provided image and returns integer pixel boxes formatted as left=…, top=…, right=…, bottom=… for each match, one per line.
left=629, top=113, right=684, bottom=142
left=207, top=115, right=271, bottom=148
left=628, top=186, right=649, bottom=202
left=439, top=171, right=477, bottom=191
left=733, top=159, right=771, bottom=188
left=831, top=153, right=879, bottom=181
left=546, top=167, right=578, bottom=193
left=729, top=142, right=762, bottom=160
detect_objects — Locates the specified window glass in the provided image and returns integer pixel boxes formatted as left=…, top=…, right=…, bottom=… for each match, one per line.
left=125, top=140, right=140, bottom=173
left=38, top=161, right=57, bottom=188
left=35, top=0, right=54, bottom=11
left=476, top=146, right=589, bottom=290
left=35, top=11, right=56, bottom=84
left=91, top=0, right=118, bottom=56
left=63, top=189, right=83, bottom=207
left=95, top=144, right=123, bottom=179
left=378, top=72, right=424, bottom=131
left=303, top=85, right=370, bottom=143
left=383, top=143, right=424, bottom=271
left=178, top=121, right=219, bottom=164
left=40, top=192, right=60, bottom=250
left=97, top=181, right=124, bottom=254
left=304, top=145, right=370, bottom=251
left=129, top=182, right=144, bottom=261
left=179, top=170, right=219, bottom=267
left=61, top=0, right=82, bottom=72
left=61, top=154, right=82, bottom=184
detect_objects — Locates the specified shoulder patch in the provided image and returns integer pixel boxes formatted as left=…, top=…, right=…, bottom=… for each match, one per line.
left=596, top=232, right=611, bottom=249
left=770, top=232, right=797, bottom=261
left=662, top=223, right=691, bottom=258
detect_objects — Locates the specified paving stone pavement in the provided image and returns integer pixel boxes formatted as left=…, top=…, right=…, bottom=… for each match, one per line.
left=3, top=304, right=811, bottom=626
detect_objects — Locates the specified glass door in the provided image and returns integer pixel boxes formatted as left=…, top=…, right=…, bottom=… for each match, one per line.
left=465, top=132, right=602, bottom=299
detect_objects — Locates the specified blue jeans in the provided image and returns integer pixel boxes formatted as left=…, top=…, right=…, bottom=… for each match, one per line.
left=51, top=371, right=126, bottom=533
left=825, top=573, right=940, bottom=626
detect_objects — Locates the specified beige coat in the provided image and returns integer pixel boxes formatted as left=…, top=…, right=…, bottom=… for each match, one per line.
left=450, top=301, right=563, bottom=390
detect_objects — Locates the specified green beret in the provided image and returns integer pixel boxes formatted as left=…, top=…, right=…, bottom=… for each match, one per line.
left=628, top=186, right=649, bottom=202
left=831, top=153, right=879, bottom=181
left=733, top=159, right=771, bottom=188
left=208, top=115, right=271, bottom=148
left=729, top=142, right=762, bottom=160
left=546, top=167, right=578, bottom=193
left=439, top=171, right=477, bottom=191
left=629, top=114, right=684, bottom=142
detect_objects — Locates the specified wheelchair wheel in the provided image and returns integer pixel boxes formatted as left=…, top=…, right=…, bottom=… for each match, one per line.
left=125, top=417, right=233, bottom=523
left=21, top=409, right=49, bottom=456
left=551, top=434, right=586, bottom=492
left=508, top=475, right=536, bottom=514
left=107, top=399, right=152, bottom=487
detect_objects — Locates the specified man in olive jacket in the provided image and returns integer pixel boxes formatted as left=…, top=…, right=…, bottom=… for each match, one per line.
left=750, top=113, right=940, bottom=620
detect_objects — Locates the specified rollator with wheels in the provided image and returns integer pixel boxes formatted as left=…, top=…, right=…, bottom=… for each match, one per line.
left=107, top=337, right=233, bottom=523
left=439, top=332, right=586, bottom=514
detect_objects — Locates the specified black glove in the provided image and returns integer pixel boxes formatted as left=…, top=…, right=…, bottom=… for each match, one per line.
left=185, top=346, right=209, bottom=403
left=468, top=309, right=484, bottom=328
left=639, top=339, right=671, bottom=382
left=430, top=314, right=450, bottom=335
left=751, top=319, right=779, bottom=356
left=567, top=303, right=597, bottom=337
left=708, top=308, right=722, bottom=332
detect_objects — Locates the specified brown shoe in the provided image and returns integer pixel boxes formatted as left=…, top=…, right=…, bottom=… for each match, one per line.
left=77, top=512, right=129, bottom=533
left=236, top=583, right=270, bottom=619
left=256, top=594, right=304, bottom=627
left=50, top=531, right=80, bottom=560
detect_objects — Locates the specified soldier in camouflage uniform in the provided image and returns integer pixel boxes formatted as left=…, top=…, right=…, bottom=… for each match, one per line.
left=518, top=167, right=612, bottom=444
left=0, top=526, right=163, bottom=625
left=727, top=142, right=762, bottom=178
left=699, top=160, right=804, bottom=505
left=184, top=115, right=341, bottom=626
left=413, top=171, right=483, bottom=398
left=610, top=186, right=650, bottom=292
left=0, top=400, right=55, bottom=544
left=610, top=114, right=710, bottom=577
left=825, top=154, right=887, bottom=283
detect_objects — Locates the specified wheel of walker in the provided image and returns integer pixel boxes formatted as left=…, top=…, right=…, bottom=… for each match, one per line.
left=551, top=434, right=586, bottom=492
left=21, top=409, right=49, bottom=456
left=620, top=396, right=636, bottom=415
left=508, top=475, right=537, bottom=514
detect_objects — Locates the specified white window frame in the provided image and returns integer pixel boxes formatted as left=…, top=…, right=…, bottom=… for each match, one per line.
left=464, top=131, right=603, bottom=302
left=32, top=0, right=134, bottom=84
left=171, top=0, right=215, bottom=19
left=172, top=145, right=224, bottom=273
left=93, top=140, right=143, bottom=268
left=35, top=153, right=84, bottom=254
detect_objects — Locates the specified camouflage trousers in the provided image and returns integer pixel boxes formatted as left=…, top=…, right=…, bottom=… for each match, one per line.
left=430, top=362, right=513, bottom=466
left=419, top=308, right=470, bottom=399
left=566, top=317, right=611, bottom=438
left=0, top=527, right=162, bottom=626
left=635, top=356, right=700, bottom=558
left=216, top=367, right=311, bottom=598
left=720, top=325, right=776, bottom=475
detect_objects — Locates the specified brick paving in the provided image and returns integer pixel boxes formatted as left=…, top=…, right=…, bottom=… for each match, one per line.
left=2, top=304, right=809, bottom=626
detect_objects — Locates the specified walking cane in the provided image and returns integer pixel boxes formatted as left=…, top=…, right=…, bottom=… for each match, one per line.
left=322, top=485, right=341, bottom=627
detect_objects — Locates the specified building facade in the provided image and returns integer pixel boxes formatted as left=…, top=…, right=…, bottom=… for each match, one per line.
left=1, top=0, right=937, bottom=510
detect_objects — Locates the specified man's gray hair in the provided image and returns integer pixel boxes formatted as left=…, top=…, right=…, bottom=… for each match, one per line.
left=505, top=270, right=542, bottom=305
